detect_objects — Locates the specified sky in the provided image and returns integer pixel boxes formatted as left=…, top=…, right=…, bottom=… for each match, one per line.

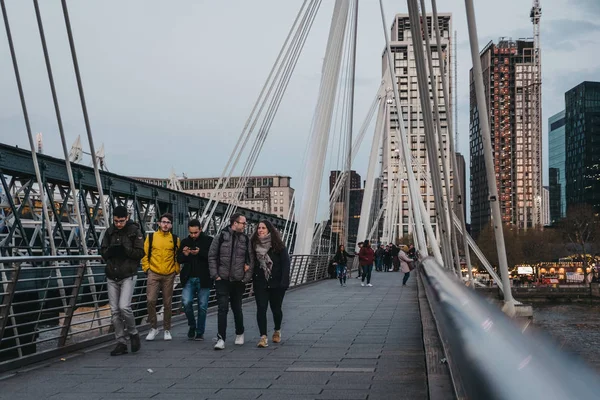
left=1, top=0, right=599, bottom=222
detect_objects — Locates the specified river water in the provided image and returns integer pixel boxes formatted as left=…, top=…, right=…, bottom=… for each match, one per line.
left=532, top=303, right=600, bottom=372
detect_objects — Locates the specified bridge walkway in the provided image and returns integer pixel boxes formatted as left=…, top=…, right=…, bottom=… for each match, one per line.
left=0, top=272, right=427, bottom=400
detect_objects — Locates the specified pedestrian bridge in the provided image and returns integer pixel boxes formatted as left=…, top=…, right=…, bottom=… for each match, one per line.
left=2, top=254, right=600, bottom=400
left=1, top=257, right=427, bottom=400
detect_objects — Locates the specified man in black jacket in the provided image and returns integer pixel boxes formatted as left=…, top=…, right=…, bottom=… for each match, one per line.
left=100, top=206, right=145, bottom=356
left=208, top=213, right=253, bottom=350
left=177, top=219, right=213, bottom=341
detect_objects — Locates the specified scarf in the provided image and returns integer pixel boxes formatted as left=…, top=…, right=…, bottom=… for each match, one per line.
left=255, top=233, right=273, bottom=280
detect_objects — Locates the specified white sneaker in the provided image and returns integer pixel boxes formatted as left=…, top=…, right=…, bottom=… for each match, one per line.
left=164, top=330, right=172, bottom=341
left=235, top=334, right=245, bottom=345
left=361, top=283, right=365, bottom=287
left=146, top=328, right=159, bottom=341
left=367, top=283, right=373, bottom=287
left=214, top=337, right=225, bottom=350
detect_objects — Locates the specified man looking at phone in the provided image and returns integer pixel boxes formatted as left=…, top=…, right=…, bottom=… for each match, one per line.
left=177, top=219, right=213, bottom=340
left=101, top=205, right=145, bottom=356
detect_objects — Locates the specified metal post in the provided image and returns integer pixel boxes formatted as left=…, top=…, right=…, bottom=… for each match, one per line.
left=406, top=0, right=454, bottom=270
left=0, top=261, right=21, bottom=341
left=378, top=0, right=428, bottom=256
left=344, top=0, right=359, bottom=251
left=464, top=0, right=515, bottom=315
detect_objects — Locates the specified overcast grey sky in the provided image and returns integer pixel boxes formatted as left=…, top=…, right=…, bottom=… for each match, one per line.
left=1, top=0, right=599, bottom=220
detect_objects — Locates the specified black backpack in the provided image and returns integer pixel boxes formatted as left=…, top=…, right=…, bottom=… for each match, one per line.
left=147, top=232, right=179, bottom=262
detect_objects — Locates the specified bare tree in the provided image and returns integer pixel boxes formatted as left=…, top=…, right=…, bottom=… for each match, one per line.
left=559, top=204, right=600, bottom=283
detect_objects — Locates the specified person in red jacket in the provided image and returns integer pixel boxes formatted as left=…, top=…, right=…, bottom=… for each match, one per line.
left=358, top=240, right=375, bottom=287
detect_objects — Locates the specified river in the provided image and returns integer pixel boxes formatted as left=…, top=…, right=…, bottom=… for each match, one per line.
left=532, top=303, right=600, bottom=373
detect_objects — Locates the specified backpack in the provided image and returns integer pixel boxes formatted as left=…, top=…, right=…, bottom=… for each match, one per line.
left=147, top=232, right=179, bottom=263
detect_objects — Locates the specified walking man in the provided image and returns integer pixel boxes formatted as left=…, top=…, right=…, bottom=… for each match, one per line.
left=100, top=206, right=145, bottom=356
left=142, top=213, right=180, bottom=341
left=208, top=213, right=253, bottom=350
left=177, top=219, right=213, bottom=341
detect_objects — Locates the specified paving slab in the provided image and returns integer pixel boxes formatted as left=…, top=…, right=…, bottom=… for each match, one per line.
left=0, top=271, right=427, bottom=399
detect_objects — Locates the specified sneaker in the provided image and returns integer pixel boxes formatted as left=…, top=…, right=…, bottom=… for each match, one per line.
left=130, top=333, right=141, bottom=353
left=272, top=330, right=281, bottom=344
left=343, top=283, right=347, bottom=287
left=361, top=283, right=365, bottom=287
left=194, top=333, right=204, bottom=341
left=146, top=328, right=159, bottom=341
left=110, top=343, right=128, bottom=356
left=164, top=330, right=172, bottom=341
left=367, top=283, right=373, bottom=287
left=235, top=334, right=245, bottom=345
left=214, top=336, right=225, bottom=350
left=257, top=335, right=268, bottom=348
left=187, top=327, right=195, bottom=340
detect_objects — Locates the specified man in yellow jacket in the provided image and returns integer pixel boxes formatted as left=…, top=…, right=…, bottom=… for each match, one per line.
left=142, top=212, right=181, bottom=341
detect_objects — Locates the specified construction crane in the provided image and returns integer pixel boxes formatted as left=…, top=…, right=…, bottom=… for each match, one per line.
left=530, top=0, right=542, bottom=227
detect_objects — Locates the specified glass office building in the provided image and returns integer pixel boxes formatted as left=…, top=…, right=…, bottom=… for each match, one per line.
left=565, top=81, right=600, bottom=213
left=548, top=110, right=566, bottom=223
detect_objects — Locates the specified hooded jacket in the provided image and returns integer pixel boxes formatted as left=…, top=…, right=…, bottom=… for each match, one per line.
left=142, top=230, right=181, bottom=275
left=208, top=226, right=253, bottom=282
left=177, top=232, right=213, bottom=288
left=100, top=220, right=145, bottom=280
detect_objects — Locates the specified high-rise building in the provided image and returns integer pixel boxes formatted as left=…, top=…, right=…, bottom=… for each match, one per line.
left=542, top=186, right=550, bottom=226
left=329, top=170, right=363, bottom=248
left=469, top=38, right=543, bottom=237
left=548, top=109, right=566, bottom=224
left=565, top=81, right=600, bottom=212
left=381, top=13, right=453, bottom=239
left=134, top=175, right=294, bottom=219
left=454, top=152, right=467, bottom=221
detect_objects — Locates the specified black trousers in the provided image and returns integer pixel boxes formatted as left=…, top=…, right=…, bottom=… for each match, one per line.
left=215, top=280, right=246, bottom=340
left=254, top=286, right=286, bottom=336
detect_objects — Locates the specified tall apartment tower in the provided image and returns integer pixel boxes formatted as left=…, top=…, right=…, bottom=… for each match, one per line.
left=469, top=38, right=543, bottom=237
left=381, top=13, right=453, bottom=239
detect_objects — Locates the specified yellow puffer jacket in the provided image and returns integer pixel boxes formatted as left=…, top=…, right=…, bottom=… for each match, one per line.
left=142, top=231, right=181, bottom=275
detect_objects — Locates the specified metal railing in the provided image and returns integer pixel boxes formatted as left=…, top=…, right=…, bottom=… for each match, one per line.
left=0, top=253, right=332, bottom=372
left=419, top=257, right=600, bottom=399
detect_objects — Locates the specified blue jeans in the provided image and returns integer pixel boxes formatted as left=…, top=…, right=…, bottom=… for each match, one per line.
left=336, top=264, right=347, bottom=284
left=182, top=278, right=211, bottom=335
left=375, top=258, right=383, bottom=271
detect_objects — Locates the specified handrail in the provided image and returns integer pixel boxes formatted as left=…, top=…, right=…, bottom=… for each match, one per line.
left=420, top=257, right=600, bottom=400
left=0, top=253, right=332, bottom=372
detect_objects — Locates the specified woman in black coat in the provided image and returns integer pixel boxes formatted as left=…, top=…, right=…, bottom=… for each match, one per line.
left=251, top=220, right=290, bottom=348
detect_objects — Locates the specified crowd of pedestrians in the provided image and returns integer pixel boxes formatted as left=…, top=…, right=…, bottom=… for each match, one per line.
left=101, top=207, right=416, bottom=356
left=100, top=211, right=291, bottom=356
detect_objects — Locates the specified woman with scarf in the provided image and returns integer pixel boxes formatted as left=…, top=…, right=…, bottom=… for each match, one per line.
left=251, top=220, right=290, bottom=348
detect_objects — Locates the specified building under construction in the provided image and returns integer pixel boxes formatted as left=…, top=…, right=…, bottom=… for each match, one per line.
left=469, top=37, right=543, bottom=237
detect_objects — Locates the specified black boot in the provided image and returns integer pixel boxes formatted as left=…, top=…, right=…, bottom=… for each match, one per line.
left=110, top=343, right=128, bottom=356
left=130, top=334, right=141, bottom=353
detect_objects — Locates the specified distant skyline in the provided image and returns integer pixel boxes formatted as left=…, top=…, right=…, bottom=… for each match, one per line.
left=1, top=0, right=598, bottom=222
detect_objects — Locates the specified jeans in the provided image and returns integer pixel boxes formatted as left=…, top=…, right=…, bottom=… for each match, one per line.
left=361, top=265, right=373, bottom=284
left=254, top=287, right=286, bottom=336
left=107, top=276, right=138, bottom=344
left=375, top=258, right=383, bottom=271
left=146, top=270, right=176, bottom=330
left=336, top=265, right=347, bottom=284
left=182, top=278, right=211, bottom=335
left=403, top=271, right=411, bottom=285
left=215, top=280, right=246, bottom=340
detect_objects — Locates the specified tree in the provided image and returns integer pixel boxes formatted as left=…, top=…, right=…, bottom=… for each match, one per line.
left=558, top=204, right=600, bottom=283
left=475, top=222, right=522, bottom=271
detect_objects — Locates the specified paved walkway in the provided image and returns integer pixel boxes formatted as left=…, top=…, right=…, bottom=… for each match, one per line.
left=0, top=272, right=427, bottom=400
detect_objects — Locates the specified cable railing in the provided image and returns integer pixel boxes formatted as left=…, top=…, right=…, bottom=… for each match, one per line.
left=0, top=253, right=332, bottom=372
left=419, top=257, right=600, bottom=399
